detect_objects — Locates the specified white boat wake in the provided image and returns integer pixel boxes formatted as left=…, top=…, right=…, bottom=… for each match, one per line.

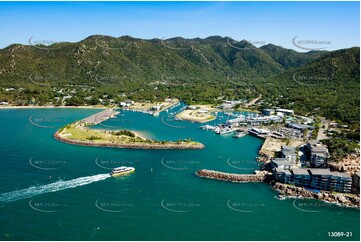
left=0, top=174, right=110, bottom=203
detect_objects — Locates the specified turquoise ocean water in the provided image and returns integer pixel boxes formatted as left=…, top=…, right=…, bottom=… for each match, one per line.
left=0, top=104, right=359, bottom=241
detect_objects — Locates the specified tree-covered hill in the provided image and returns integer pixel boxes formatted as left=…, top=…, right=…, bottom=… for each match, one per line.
left=0, top=35, right=359, bottom=125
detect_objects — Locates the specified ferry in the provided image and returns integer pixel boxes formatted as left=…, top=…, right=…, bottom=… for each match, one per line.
left=110, top=166, right=135, bottom=177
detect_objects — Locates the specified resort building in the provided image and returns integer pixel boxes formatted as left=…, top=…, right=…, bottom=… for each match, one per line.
left=291, top=168, right=312, bottom=187
left=273, top=167, right=352, bottom=193
left=150, top=105, right=161, bottom=111
left=275, top=108, right=294, bottom=115
left=273, top=168, right=293, bottom=184
left=281, top=146, right=297, bottom=164
left=306, top=141, right=330, bottom=167
left=248, top=127, right=270, bottom=138
left=286, top=122, right=315, bottom=131
left=271, top=158, right=293, bottom=169
left=352, top=172, right=360, bottom=194
left=308, top=169, right=352, bottom=193
left=262, top=109, right=275, bottom=116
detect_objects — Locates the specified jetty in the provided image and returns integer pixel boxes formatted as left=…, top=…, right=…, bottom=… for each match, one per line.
left=196, top=169, right=268, bottom=183
left=81, top=109, right=119, bottom=125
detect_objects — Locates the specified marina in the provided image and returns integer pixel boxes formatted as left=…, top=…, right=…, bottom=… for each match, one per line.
left=0, top=107, right=359, bottom=241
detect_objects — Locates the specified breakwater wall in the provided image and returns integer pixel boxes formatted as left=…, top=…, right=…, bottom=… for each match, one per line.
left=195, top=169, right=268, bottom=183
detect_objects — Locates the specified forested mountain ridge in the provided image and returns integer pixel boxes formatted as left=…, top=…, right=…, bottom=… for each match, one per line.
left=0, top=35, right=359, bottom=125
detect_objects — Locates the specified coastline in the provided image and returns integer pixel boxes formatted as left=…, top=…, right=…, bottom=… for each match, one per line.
left=273, top=182, right=360, bottom=208
left=0, top=105, right=110, bottom=109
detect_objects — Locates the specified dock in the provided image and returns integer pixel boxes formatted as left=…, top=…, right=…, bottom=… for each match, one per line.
left=81, top=109, right=120, bottom=125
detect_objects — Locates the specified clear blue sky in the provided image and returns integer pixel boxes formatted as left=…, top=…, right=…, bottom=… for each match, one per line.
left=0, top=1, right=359, bottom=51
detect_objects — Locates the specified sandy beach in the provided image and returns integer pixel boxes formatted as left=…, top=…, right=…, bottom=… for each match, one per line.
left=176, top=109, right=216, bottom=123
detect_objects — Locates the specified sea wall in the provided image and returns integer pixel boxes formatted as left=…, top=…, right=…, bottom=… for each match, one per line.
left=273, top=182, right=360, bottom=207
left=195, top=169, right=267, bottom=183
left=54, top=131, right=205, bottom=150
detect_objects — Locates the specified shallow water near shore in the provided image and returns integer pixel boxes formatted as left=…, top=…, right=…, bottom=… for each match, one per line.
left=0, top=106, right=359, bottom=241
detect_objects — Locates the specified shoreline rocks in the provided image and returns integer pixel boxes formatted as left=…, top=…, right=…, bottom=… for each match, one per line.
left=195, top=169, right=359, bottom=207
left=273, top=182, right=360, bottom=208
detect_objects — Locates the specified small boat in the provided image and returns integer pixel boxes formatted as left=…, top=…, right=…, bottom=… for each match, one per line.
left=214, top=127, right=221, bottom=134
left=200, top=125, right=215, bottom=130
left=233, top=131, right=246, bottom=138
left=219, top=128, right=234, bottom=135
left=110, top=166, right=135, bottom=177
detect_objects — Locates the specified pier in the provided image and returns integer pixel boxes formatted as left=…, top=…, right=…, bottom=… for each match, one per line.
left=81, top=109, right=120, bottom=125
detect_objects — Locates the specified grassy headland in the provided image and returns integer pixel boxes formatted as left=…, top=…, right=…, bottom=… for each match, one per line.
left=55, top=121, right=205, bottom=149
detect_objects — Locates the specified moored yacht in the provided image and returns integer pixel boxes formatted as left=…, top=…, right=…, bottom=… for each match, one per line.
left=219, top=127, right=234, bottom=135
left=233, top=130, right=246, bottom=138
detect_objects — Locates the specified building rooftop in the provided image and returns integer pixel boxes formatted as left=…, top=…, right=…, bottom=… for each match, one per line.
left=272, top=159, right=292, bottom=167
left=308, top=168, right=333, bottom=176
left=332, top=172, right=352, bottom=179
left=291, top=168, right=310, bottom=175
left=275, top=168, right=292, bottom=174
left=307, top=140, right=319, bottom=146
left=282, top=145, right=296, bottom=151
left=272, top=158, right=288, bottom=162
left=287, top=122, right=315, bottom=130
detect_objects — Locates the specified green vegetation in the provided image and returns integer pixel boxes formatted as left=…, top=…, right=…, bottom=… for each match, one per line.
left=57, top=122, right=203, bottom=148
left=113, top=130, right=136, bottom=137
left=0, top=36, right=359, bottom=137
left=311, top=118, right=321, bottom=140
left=322, top=138, right=359, bottom=160
left=87, top=135, right=101, bottom=140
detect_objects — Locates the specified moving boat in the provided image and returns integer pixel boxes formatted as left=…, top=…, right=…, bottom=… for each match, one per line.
left=110, top=166, right=135, bottom=177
